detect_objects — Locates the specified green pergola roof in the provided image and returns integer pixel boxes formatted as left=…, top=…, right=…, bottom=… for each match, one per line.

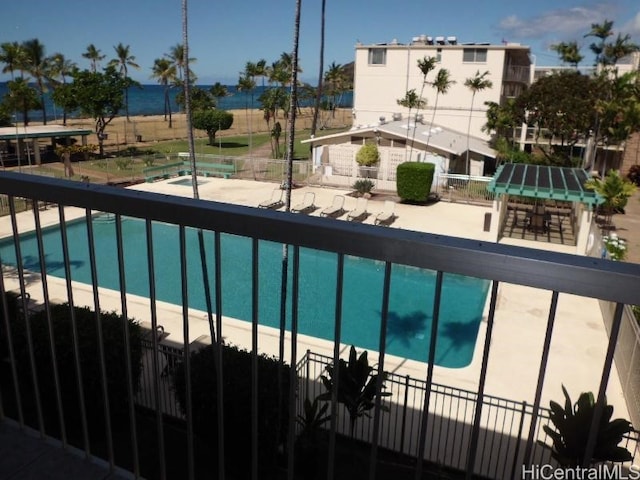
left=488, top=164, right=604, bottom=206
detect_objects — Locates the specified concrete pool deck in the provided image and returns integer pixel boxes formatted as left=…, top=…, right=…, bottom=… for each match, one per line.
left=0, top=177, right=629, bottom=420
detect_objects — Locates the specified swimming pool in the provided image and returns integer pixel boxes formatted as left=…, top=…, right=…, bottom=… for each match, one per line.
left=0, top=214, right=489, bottom=367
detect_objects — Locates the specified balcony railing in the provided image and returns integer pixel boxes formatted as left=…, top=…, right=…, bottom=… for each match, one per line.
left=1, top=171, right=639, bottom=480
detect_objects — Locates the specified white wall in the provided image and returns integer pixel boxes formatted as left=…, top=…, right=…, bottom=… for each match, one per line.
left=353, top=44, right=525, bottom=139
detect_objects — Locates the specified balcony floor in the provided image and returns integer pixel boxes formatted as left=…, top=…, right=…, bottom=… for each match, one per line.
left=0, top=421, right=131, bottom=480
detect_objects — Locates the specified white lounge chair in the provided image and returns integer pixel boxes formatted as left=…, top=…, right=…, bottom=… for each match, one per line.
left=374, top=200, right=396, bottom=226
left=258, top=189, right=284, bottom=209
left=291, top=192, right=316, bottom=214
left=347, top=197, right=369, bottom=222
left=320, top=195, right=346, bottom=218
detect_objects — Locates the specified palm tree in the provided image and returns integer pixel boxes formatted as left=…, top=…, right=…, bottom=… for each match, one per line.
left=283, top=1, right=302, bottom=473
left=425, top=68, right=455, bottom=152
left=603, top=34, right=640, bottom=69
left=109, top=43, right=140, bottom=121
left=236, top=74, right=256, bottom=158
left=585, top=20, right=614, bottom=65
left=324, top=62, right=348, bottom=121
left=0, top=42, right=24, bottom=80
left=550, top=41, right=584, bottom=68
left=410, top=56, right=437, bottom=159
left=49, top=53, right=76, bottom=125
left=150, top=58, right=176, bottom=128
left=82, top=44, right=105, bottom=72
left=310, top=0, right=326, bottom=137
left=22, top=38, right=50, bottom=125
left=464, top=70, right=493, bottom=175
left=397, top=89, right=425, bottom=161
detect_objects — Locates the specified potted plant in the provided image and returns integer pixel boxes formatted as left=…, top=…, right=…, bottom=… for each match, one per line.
left=356, top=143, right=379, bottom=179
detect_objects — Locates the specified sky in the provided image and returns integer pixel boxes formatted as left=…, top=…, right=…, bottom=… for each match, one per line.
left=1, top=0, right=640, bottom=85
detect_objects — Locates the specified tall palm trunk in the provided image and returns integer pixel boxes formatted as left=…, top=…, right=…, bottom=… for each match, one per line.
left=310, top=0, right=326, bottom=137
left=465, top=93, right=476, bottom=175
left=425, top=92, right=440, bottom=152
left=282, top=2, right=302, bottom=477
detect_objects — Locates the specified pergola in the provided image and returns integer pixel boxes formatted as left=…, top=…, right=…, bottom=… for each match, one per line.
left=487, top=164, right=604, bottom=252
left=0, top=125, right=93, bottom=166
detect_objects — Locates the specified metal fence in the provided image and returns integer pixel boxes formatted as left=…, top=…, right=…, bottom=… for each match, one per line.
left=433, top=174, right=496, bottom=205
left=297, top=351, right=640, bottom=479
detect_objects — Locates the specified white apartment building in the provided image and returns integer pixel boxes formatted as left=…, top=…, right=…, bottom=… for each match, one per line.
left=352, top=36, right=533, bottom=140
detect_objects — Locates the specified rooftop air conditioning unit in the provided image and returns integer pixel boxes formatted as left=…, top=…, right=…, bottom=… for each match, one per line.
left=436, top=36, right=445, bottom=45
left=426, top=36, right=434, bottom=45
left=419, top=34, right=427, bottom=43
left=411, top=36, right=421, bottom=44
left=415, top=113, right=424, bottom=123
left=447, top=36, right=457, bottom=45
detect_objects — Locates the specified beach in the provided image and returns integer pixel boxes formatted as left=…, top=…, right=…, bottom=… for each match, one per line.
left=46, top=107, right=354, bottom=149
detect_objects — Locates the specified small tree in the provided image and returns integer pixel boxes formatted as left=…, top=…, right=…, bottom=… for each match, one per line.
left=538, top=385, right=633, bottom=467
left=191, top=109, right=234, bottom=145
left=585, top=169, right=637, bottom=224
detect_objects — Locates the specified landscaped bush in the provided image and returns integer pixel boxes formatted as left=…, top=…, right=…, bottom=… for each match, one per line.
left=6, top=302, right=143, bottom=427
left=172, top=343, right=290, bottom=477
left=355, top=143, right=379, bottom=167
left=353, top=178, right=375, bottom=196
left=396, top=162, right=435, bottom=203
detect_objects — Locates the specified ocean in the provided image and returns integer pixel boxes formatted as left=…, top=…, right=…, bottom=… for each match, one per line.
left=0, top=83, right=353, bottom=123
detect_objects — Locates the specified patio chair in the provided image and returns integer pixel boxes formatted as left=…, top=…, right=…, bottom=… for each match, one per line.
left=374, top=200, right=396, bottom=226
left=320, top=195, right=346, bottom=218
left=291, top=192, right=317, bottom=214
left=258, top=189, right=284, bottom=209
left=347, top=197, right=369, bottom=222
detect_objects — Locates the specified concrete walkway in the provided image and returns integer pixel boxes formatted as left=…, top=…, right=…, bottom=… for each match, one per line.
left=0, top=421, right=130, bottom=480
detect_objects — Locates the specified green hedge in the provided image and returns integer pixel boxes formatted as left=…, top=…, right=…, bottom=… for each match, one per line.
left=397, top=162, right=435, bottom=203
left=4, top=300, right=143, bottom=430
left=172, top=344, right=290, bottom=477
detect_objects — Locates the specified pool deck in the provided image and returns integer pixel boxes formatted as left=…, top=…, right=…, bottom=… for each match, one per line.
left=0, top=177, right=629, bottom=421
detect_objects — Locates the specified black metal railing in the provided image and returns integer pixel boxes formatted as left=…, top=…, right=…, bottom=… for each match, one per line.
left=1, top=171, right=640, bottom=480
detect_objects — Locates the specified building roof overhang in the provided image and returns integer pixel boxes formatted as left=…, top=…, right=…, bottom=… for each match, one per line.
left=0, top=125, right=93, bottom=141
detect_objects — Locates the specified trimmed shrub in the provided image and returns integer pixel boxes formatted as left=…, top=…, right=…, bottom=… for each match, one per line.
left=355, top=143, right=379, bottom=166
left=172, top=344, right=290, bottom=477
left=397, top=162, right=435, bottom=203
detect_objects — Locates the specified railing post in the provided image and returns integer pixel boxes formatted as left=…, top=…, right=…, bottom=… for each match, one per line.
left=400, top=374, right=410, bottom=455
left=510, top=401, right=528, bottom=480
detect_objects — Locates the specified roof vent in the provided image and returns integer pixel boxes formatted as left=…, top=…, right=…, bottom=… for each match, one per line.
left=379, top=116, right=386, bottom=124
left=392, top=112, right=402, bottom=121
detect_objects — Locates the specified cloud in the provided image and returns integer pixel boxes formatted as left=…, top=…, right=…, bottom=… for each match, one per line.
left=621, top=11, right=640, bottom=37
left=497, top=4, right=619, bottom=40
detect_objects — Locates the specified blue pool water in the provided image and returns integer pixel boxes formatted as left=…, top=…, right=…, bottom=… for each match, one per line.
left=0, top=215, right=489, bottom=367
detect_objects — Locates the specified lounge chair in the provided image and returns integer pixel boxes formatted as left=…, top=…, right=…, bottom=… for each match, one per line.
left=291, top=192, right=316, bottom=214
left=374, top=200, right=396, bottom=226
left=320, top=195, right=346, bottom=218
left=347, top=197, right=369, bottom=222
left=258, top=189, right=284, bottom=209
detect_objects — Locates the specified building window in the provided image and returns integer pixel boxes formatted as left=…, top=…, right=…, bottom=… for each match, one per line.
left=437, top=48, right=442, bottom=62
left=463, top=48, right=488, bottom=63
left=368, top=48, right=387, bottom=65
